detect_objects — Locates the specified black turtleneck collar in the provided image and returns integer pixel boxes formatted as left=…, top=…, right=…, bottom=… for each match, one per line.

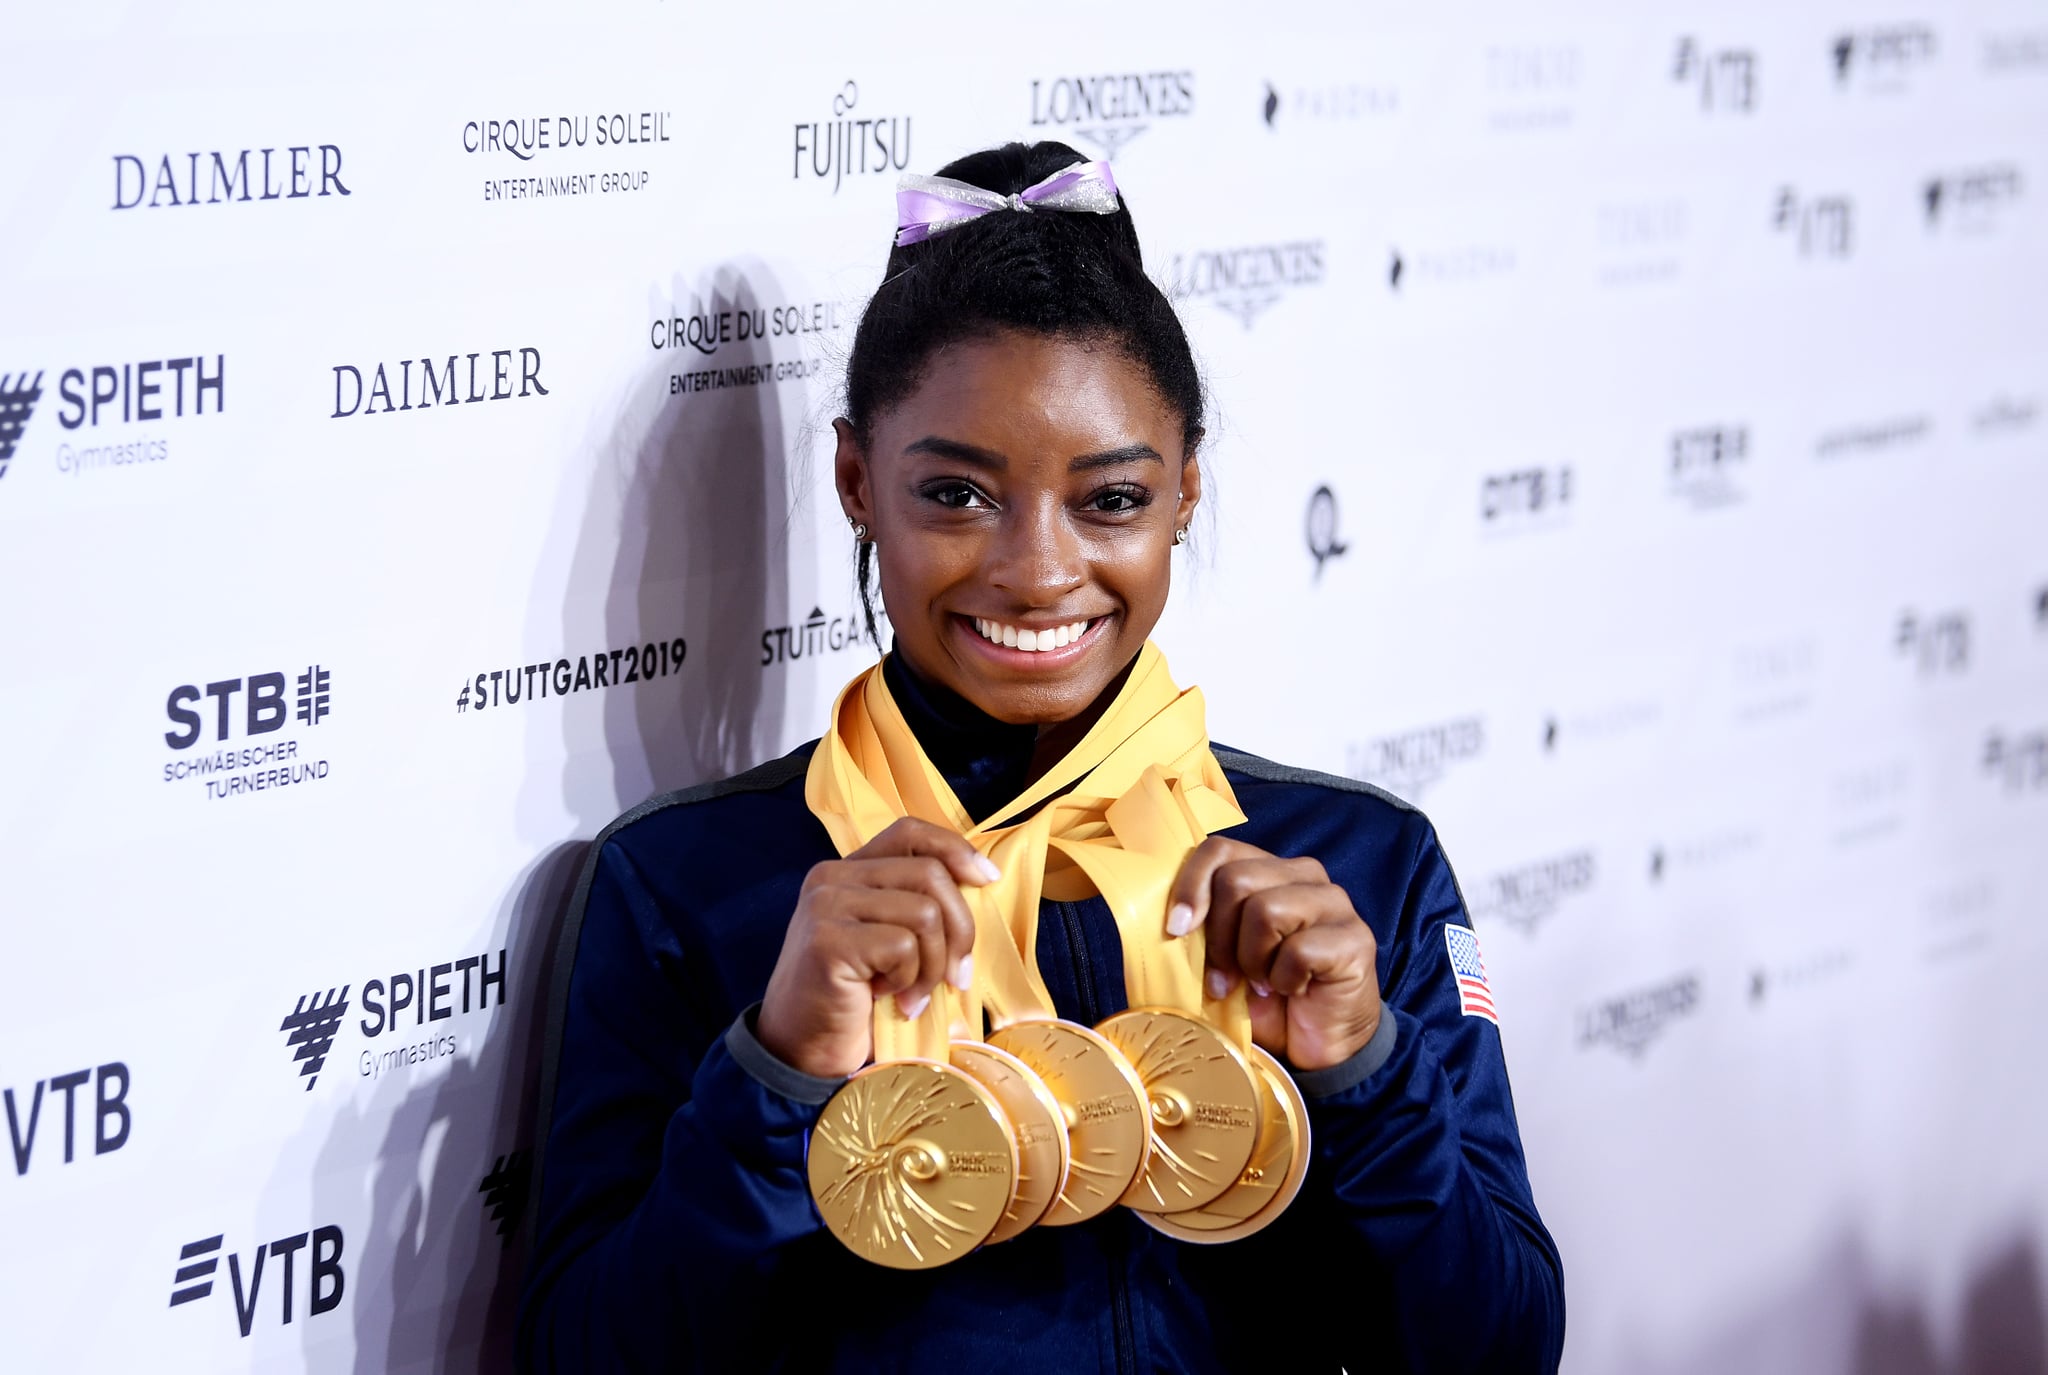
left=882, top=652, right=1039, bottom=825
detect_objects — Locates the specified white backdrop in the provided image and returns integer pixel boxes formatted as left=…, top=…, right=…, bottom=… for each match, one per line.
left=2, top=2, right=2045, bottom=1371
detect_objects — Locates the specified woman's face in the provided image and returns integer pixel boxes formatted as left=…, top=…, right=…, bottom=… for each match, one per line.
left=836, top=330, right=1199, bottom=725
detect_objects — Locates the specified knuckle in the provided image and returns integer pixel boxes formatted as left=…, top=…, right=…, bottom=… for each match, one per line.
left=1214, top=864, right=1258, bottom=905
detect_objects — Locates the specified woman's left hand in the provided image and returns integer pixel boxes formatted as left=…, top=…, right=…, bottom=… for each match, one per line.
left=1166, top=837, right=1382, bottom=1071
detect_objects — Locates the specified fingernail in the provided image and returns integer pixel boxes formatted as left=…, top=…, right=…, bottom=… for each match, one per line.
left=1250, top=981, right=1272, bottom=1000
left=898, top=991, right=931, bottom=1020
left=1166, top=903, right=1195, bottom=937
left=973, top=856, right=1002, bottom=884
left=951, top=955, right=974, bottom=991
left=1205, top=969, right=1230, bottom=1000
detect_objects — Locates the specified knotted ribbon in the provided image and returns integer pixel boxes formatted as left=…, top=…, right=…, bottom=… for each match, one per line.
left=805, top=643, right=1250, bottom=1064
left=894, top=160, right=1121, bottom=246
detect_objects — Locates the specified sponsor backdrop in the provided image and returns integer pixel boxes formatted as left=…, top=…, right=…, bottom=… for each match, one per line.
left=1, top=2, right=2044, bottom=1371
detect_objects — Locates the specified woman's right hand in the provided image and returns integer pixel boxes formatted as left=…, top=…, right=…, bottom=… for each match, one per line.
left=755, top=817, right=999, bottom=1079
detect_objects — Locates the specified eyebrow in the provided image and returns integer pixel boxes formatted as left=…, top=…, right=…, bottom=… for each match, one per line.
left=902, top=436, right=1165, bottom=473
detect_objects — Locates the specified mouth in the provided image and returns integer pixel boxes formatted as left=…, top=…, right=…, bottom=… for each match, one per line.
left=954, top=613, right=1109, bottom=668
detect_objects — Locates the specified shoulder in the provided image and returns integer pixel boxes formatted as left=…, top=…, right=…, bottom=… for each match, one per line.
left=1213, top=743, right=1455, bottom=910
left=595, top=740, right=820, bottom=856
left=1215, top=743, right=1432, bottom=843
left=576, top=740, right=833, bottom=918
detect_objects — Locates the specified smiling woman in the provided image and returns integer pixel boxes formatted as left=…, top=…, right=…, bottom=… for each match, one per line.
left=518, top=143, right=1565, bottom=1374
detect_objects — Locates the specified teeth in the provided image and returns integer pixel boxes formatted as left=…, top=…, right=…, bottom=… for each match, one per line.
left=972, top=617, right=1092, bottom=652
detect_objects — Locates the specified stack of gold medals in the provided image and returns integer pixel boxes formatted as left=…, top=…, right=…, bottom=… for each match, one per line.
left=807, top=760, right=1311, bottom=1270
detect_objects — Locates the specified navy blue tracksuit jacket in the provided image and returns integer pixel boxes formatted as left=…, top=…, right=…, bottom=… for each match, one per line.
left=517, top=662, right=1564, bottom=1372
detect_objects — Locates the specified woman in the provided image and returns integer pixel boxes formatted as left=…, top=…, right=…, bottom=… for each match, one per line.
left=518, top=142, right=1564, bottom=1373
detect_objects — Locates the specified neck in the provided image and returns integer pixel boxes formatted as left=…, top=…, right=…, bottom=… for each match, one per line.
left=1025, top=654, right=1138, bottom=784
left=884, top=649, right=1140, bottom=819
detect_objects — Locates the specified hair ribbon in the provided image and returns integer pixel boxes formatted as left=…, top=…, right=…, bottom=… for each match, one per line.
left=894, top=160, right=1120, bottom=246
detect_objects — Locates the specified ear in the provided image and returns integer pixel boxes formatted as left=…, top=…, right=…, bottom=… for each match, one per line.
left=1174, top=444, right=1204, bottom=535
left=833, top=418, right=873, bottom=530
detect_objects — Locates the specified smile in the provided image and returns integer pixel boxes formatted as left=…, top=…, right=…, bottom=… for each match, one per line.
left=971, top=617, right=1094, bottom=652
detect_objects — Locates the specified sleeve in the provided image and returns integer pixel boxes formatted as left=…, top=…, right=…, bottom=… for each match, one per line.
left=515, top=836, right=838, bottom=1373
left=1291, top=818, right=1566, bottom=1374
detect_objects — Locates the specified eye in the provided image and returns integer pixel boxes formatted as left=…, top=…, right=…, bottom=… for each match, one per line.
left=1087, top=483, right=1152, bottom=514
left=921, top=480, right=993, bottom=510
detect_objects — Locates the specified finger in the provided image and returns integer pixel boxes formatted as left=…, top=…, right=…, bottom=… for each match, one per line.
left=1202, top=857, right=1324, bottom=996
left=1166, top=837, right=1258, bottom=939
left=841, top=856, right=978, bottom=990
left=858, top=817, right=1003, bottom=888
left=1248, top=981, right=1289, bottom=1055
left=849, top=887, right=957, bottom=1016
left=1265, top=920, right=1374, bottom=999
left=827, top=917, right=920, bottom=1003
left=1235, top=882, right=1339, bottom=993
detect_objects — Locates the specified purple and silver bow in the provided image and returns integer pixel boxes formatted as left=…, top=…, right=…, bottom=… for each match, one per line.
left=894, top=160, right=1120, bottom=246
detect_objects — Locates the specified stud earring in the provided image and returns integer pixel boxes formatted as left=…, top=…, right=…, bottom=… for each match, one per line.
left=1173, top=526, right=1189, bottom=546
left=851, top=522, right=869, bottom=542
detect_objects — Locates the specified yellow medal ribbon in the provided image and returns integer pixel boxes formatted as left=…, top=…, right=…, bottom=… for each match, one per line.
left=804, top=641, right=1252, bottom=1057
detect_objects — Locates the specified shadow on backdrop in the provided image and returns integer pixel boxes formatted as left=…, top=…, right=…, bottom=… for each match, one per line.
left=308, top=261, right=803, bottom=1373
left=1613, top=1229, right=2047, bottom=1375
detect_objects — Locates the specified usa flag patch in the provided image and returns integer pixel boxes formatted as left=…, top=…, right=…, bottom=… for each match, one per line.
left=1444, top=925, right=1498, bottom=1025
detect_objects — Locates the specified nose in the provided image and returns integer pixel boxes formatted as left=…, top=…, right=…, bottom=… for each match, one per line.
left=983, top=496, right=1084, bottom=608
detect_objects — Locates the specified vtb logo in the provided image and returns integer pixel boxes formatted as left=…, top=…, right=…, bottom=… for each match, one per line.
left=1773, top=188, right=1853, bottom=259
left=165, top=667, right=331, bottom=748
left=1671, top=38, right=1756, bottom=112
left=167, top=1225, right=345, bottom=1336
left=1895, top=609, right=1969, bottom=676
left=5, top=1062, right=131, bottom=1175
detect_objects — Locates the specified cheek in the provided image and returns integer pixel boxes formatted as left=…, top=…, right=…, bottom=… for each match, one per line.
left=876, top=532, right=979, bottom=610
left=1097, top=538, right=1174, bottom=618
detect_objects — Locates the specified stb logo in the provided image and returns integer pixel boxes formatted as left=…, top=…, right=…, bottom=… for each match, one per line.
left=0, top=371, right=43, bottom=480
left=165, top=667, right=332, bottom=748
left=280, top=989, right=351, bottom=1089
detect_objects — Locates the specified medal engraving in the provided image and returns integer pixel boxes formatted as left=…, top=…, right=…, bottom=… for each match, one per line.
left=1139, top=1043, right=1310, bottom=1243
left=987, top=1020, right=1150, bottom=1226
left=952, top=1041, right=1071, bottom=1244
left=1098, top=1008, right=1262, bottom=1214
left=807, top=1061, right=1017, bottom=1270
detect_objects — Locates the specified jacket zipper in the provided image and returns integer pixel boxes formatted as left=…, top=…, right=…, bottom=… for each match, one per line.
left=1053, top=899, right=1135, bottom=1374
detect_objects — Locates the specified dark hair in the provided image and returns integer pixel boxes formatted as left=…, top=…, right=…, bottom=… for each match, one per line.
left=845, top=140, right=1205, bottom=645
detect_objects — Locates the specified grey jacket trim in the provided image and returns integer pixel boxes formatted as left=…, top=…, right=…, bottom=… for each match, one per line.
left=1290, top=1006, right=1399, bottom=1099
left=1212, top=746, right=1419, bottom=814
left=1216, top=745, right=1481, bottom=949
left=524, top=743, right=820, bottom=1240
left=725, top=1003, right=849, bottom=1106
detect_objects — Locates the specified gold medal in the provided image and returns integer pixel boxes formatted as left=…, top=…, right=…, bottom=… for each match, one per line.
left=1097, top=1007, right=1261, bottom=1214
left=987, top=1019, right=1150, bottom=1226
left=1138, top=1043, right=1310, bottom=1243
left=807, top=1060, right=1018, bottom=1270
left=951, top=1042, right=1070, bottom=1244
